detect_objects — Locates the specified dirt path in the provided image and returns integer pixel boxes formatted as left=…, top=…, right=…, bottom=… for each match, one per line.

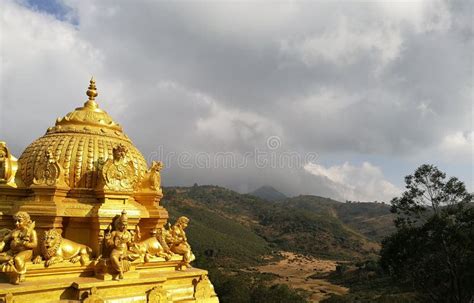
left=255, top=252, right=348, bottom=302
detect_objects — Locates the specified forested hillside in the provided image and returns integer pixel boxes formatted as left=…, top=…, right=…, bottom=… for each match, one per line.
left=161, top=185, right=399, bottom=302
left=162, top=185, right=393, bottom=263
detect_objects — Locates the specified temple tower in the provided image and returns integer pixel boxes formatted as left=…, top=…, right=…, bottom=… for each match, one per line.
left=0, top=79, right=218, bottom=303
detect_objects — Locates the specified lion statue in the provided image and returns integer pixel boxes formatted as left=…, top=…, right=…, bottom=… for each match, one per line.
left=132, top=227, right=172, bottom=263
left=33, top=229, right=92, bottom=267
left=138, top=161, right=163, bottom=191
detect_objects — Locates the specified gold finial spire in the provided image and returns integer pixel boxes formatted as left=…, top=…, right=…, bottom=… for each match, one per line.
left=84, top=77, right=98, bottom=109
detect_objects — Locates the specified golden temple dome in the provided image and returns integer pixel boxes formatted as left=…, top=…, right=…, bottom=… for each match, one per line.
left=17, top=78, right=148, bottom=189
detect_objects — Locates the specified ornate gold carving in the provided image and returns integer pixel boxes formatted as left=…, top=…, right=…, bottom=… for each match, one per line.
left=16, top=79, right=148, bottom=189
left=166, top=216, right=195, bottom=270
left=0, top=229, right=10, bottom=241
left=138, top=161, right=163, bottom=193
left=56, top=78, right=122, bottom=132
left=98, top=144, right=137, bottom=192
left=194, top=275, right=216, bottom=301
left=83, top=287, right=104, bottom=303
left=32, top=150, right=68, bottom=187
left=0, top=78, right=219, bottom=302
left=33, top=229, right=92, bottom=267
left=148, top=285, right=171, bottom=303
left=0, top=142, right=18, bottom=187
left=102, top=210, right=140, bottom=280
left=132, top=228, right=172, bottom=263
left=0, top=212, right=38, bottom=284
left=4, top=293, right=14, bottom=303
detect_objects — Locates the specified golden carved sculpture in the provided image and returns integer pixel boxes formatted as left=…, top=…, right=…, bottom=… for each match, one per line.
left=0, top=141, right=18, bottom=187
left=0, top=78, right=218, bottom=302
left=195, top=275, right=217, bottom=301
left=32, top=150, right=68, bottom=187
left=82, top=287, right=105, bottom=303
left=148, top=285, right=171, bottom=303
left=17, top=79, right=148, bottom=190
left=0, top=212, right=38, bottom=284
left=103, top=210, right=140, bottom=280
left=33, top=229, right=92, bottom=267
left=167, top=216, right=195, bottom=270
left=138, top=160, right=164, bottom=192
left=99, top=145, right=137, bottom=192
left=133, top=227, right=173, bottom=262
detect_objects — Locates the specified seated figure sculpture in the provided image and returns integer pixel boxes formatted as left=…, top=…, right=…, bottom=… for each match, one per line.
left=0, top=211, right=38, bottom=284
left=104, top=210, right=140, bottom=280
left=166, top=216, right=195, bottom=270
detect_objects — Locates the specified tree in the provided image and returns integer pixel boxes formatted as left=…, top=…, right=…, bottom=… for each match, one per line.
left=381, top=164, right=474, bottom=303
left=390, top=164, right=472, bottom=227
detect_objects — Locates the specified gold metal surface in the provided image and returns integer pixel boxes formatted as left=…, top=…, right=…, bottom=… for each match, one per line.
left=33, top=229, right=92, bottom=267
left=0, top=212, right=38, bottom=284
left=0, top=142, right=18, bottom=187
left=0, top=79, right=218, bottom=302
left=16, top=78, right=148, bottom=190
left=167, top=217, right=196, bottom=270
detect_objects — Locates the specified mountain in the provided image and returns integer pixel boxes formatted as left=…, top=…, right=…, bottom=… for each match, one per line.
left=250, top=186, right=287, bottom=202
left=281, top=195, right=395, bottom=242
left=161, top=185, right=399, bottom=302
left=162, top=185, right=395, bottom=264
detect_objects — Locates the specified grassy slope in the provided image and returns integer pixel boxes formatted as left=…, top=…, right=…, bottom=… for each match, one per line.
left=162, top=186, right=393, bottom=262
left=162, top=197, right=270, bottom=267
left=281, top=195, right=396, bottom=242
left=250, top=186, right=287, bottom=202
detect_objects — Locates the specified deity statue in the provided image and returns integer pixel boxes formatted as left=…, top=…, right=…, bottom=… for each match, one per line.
left=104, top=210, right=140, bottom=280
left=0, top=211, right=38, bottom=284
left=166, top=216, right=195, bottom=270
left=0, top=79, right=219, bottom=302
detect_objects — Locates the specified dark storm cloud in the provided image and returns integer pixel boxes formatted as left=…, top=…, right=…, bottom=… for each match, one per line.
left=1, top=0, right=472, bottom=201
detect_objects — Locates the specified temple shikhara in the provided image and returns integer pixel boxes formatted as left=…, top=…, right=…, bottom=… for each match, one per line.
left=0, top=79, right=219, bottom=302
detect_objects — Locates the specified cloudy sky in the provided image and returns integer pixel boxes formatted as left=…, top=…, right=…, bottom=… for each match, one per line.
left=1, top=0, right=472, bottom=202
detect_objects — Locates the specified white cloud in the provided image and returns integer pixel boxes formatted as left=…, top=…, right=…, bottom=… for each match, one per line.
left=304, top=162, right=401, bottom=202
left=197, top=102, right=281, bottom=147
left=0, top=0, right=108, bottom=152
left=280, top=16, right=402, bottom=70
left=292, top=88, right=360, bottom=114
left=439, top=131, right=474, bottom=162
left=1, top=0, right=471, bottom=200
left=376, top=0, right=452, bottom=33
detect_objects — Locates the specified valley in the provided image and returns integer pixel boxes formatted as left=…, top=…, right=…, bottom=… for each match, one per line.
left=255, top=252, right=348, bottom=302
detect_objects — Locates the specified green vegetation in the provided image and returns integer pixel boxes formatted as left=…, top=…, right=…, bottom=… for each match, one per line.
left=161, top=185, right=397, bottom=302
left=164, top=185, right=387, bottom=261
left=250, top=185, right=287, bottom=202
left=196, top=263, right=307, bottom=303
left=280, top=195, right=395, bottom=242
left=164, top=199, right=270, bottom=267
left=320, top=260, right=420, bottom=303
left=381, top=164, right=474, bottom=303
left=160, top=165, right=473, bottom=302
left=317, top=165, right=474, bottom=303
